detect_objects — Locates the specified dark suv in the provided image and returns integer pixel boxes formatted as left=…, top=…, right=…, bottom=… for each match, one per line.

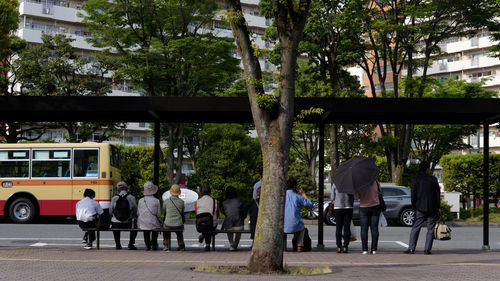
left=310, top=185, right=415, bottom=227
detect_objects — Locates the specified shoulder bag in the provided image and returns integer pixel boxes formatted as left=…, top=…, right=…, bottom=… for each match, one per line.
left=377, top=182, right=387, bottom=212
left=170, top=198, right=186, bottom=224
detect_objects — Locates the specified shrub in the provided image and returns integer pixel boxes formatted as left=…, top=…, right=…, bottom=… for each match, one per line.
left=440, top=201, right=453, bottom=221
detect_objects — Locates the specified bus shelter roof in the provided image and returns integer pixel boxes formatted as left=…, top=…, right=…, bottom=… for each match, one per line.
left=0, top=96, right=499, bottom=124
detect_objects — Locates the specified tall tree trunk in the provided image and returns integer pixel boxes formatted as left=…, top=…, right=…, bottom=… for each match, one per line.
left=174, top=123, right=184, bottom=184
left=166, top=123, right=176, bottom=183
left=226, top=0, right=310, bottom=273
left=329, top=124, right=339, bottom=181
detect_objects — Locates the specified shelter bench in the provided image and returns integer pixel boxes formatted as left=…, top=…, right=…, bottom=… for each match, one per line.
left=82, top=228, right=183, bottom=250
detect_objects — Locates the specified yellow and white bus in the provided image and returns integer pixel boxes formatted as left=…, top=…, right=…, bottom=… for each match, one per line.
left=0, top=143, right=121, bottom=223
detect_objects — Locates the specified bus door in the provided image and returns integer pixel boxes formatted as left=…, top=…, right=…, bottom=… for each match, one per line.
left=72, top=149, right=99, bottom=210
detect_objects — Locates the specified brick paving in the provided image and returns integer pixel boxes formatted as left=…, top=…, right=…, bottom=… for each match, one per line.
left=0, top=246, right=499, bottom=280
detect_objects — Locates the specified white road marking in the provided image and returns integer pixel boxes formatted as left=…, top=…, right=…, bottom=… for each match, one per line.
left=395, top=241, right=409, bottom=248
left=30, top=242, right=48, bottom=247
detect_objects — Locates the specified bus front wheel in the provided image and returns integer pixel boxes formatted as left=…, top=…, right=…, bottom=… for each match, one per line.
left=9, top=198, right=35, bottom=223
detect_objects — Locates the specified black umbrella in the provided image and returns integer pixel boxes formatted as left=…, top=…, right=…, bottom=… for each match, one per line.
left=333, top=157, right=379, bottom=195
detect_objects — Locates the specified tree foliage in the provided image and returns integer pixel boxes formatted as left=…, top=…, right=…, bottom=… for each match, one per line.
left=412, top=78, right=497, bottom=169
left=119, top=145, right=169, bottom=198
left=186, top=124, right=261, bottom=207
left=82, top=0, right=241, bottom=183
left=343, top=0, right=497, bottom=185
left=440, top=154, right=500, bottom=206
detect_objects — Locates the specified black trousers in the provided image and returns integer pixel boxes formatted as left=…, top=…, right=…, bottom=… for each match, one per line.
left=78, top=220, right=96, bottom=244
left=334, top=208, right=353, bottom=248
left=112, top=222, right=137, bottom=246
left=408, top=210, right=438, bottom=252
left=143, top=231, right=159, bottom=250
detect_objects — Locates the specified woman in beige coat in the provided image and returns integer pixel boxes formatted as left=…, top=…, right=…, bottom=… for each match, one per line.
left=137, top=182, right=161, bottom=250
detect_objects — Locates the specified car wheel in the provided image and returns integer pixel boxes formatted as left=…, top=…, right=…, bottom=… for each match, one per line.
left=399, top=208, right=415, bottom=227
left=9, top=198, right=35, bottom=223
left=324, top=212, right=336, bottom=225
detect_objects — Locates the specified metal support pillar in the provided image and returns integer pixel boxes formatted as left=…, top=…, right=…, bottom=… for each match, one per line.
left=317, top=122, right=325, bottom=249
left=482, top=121, right=490, bottom=251
left=153, top=121, right=160, bottom=186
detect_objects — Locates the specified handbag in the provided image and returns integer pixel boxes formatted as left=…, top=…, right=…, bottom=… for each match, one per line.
left=434, top=221, right=451, bottom=240
left=377, top=182, right=387, bottom=212
left=327, top=202, right=335, bottom=218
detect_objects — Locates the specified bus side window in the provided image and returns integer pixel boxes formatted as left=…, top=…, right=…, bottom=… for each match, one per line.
left=74, top=149, right=98, bottom=178
left=0, top=150, right=29, bottom=178
left=32, top=150, right=70, bottom=178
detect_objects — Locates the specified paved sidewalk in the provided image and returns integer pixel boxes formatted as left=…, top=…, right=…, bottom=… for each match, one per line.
left=0, top=246, right=499, bottom=280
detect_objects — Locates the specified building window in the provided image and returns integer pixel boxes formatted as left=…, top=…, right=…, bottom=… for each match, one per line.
left=139, top=123, right=146, bottom=128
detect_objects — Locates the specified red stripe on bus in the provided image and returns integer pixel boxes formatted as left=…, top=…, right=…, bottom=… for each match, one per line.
left=0, top=200, right=110, bottom=217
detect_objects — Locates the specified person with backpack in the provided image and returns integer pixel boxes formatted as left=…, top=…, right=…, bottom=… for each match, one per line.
left=194, top=186, right=219, bottom=251
left=109, top=181, right=138, bottom=250
left=162, top=184, right=185, bottom=252
left=137, top=182, right=161, bottom=250
left=284, top=178, right=313, bottom=252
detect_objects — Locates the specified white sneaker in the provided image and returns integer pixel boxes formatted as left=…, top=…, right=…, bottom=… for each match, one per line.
left=371, top=251, right=376, bottom=255
left=362, top=251, right=368, bottom=255
left=84, top=244, right=92, bottom=250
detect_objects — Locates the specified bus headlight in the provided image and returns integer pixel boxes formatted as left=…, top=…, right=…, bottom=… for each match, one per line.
left=2, top=181, right=13, bottom=188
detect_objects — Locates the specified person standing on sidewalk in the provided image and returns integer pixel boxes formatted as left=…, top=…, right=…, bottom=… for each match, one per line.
left=406, top=161, right=441, bottom=255
left=109, top=181, right=138, bottom=250
left=76, top=188, right=103, bottom=250
left=162, top=184, right=185, bottom=252
left=284, top=178, right=313, bottom=252
left=357, top=180, right=381, bottom=255
left=331, top=183, right=354, bottom=253
left=137, top=182, right=161, bottom=250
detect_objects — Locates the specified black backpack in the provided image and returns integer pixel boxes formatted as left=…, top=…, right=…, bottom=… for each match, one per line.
left=114, top=193, right=131, bottom=221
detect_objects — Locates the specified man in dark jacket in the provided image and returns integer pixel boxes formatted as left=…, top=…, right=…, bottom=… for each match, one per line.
left=406, top=161, right=441, bottom=255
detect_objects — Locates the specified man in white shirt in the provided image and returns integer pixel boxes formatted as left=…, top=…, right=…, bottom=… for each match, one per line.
left=76, top=188, right=104, bottom=249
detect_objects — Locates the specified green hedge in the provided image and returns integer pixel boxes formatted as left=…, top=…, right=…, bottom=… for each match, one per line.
left=118, top=145, right=169, bottom=199
left=440, top=154, right=500, bottom=200
left=460, top=207, right=500, bottom=220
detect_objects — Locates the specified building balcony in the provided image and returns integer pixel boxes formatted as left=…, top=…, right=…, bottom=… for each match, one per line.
left=17, top=28, right=100, bottom=51
left=19, top=0, right=86, bottom=23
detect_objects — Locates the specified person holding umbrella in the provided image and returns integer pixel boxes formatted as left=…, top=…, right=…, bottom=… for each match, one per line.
left=333, top=156, right=381, bottom=255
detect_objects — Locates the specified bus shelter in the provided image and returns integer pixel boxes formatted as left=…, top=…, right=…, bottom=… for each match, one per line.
left=1, top=96, right=499, bottom=250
